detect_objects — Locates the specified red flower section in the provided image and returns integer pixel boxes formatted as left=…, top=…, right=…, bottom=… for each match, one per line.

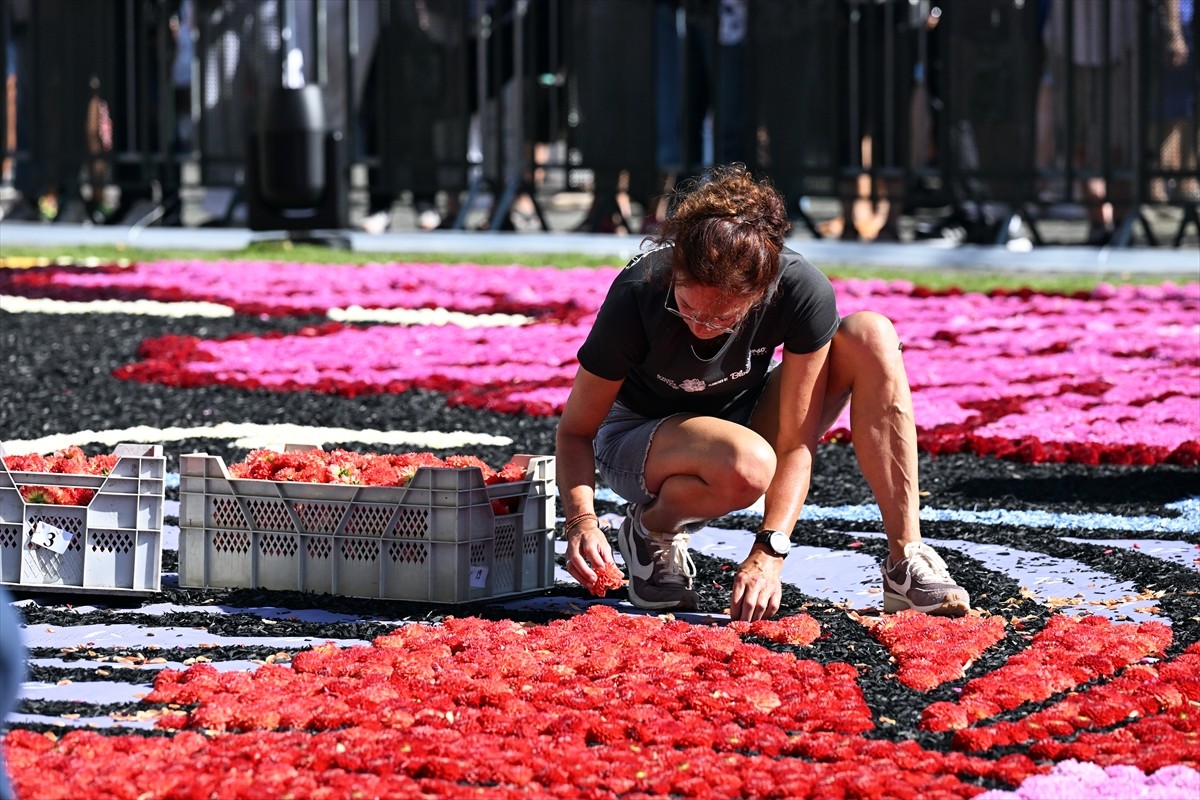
left=2, top=445, right=119, bottom=506
left=918, top=431, right=1200, bottom=469
left=921, top=615, right=1173, bottom=732
left=729, top=613, right=822, bottom=646
left=3, top=724, right=1050, bottom=800
left=6, top=606, right=1066, bottom=799
left=1027, top=706, right=1200, bottom=774
left=954, top=642, right=1200, bottom=755
left=144, top=608, right=873, bottom=739
left=859, top=610, right=1008, bottom=691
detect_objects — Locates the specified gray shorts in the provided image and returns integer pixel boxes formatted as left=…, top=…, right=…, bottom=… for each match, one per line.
left=593, top=389, right=764, bottom=505
left=593, top=403, right=683, bottom=504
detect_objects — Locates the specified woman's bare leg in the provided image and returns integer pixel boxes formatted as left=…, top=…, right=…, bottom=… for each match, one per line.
left=753, top=311, right=921, bottom=563
left=639, top=416, right=776, bottom=533
left=824, top=312, right=921, bottom=563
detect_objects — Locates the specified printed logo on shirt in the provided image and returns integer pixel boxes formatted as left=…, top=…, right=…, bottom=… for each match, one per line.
left=654, top=350, right=758, bottom=394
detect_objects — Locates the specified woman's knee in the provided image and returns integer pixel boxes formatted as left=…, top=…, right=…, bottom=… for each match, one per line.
left=836, top=311, right=902, bottom=358
left=728, top=438, right=776, bottom=504
left=703, top=436, right=775, bottom=507
left=651, top=420, right=774, bottom=506
left=826, top=311, right=907, bottom=404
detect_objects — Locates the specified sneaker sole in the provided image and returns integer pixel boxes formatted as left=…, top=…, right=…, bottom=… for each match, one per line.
left=616, top=516, right=699, bottom=612
left=883, top=589, right=971, bottom=617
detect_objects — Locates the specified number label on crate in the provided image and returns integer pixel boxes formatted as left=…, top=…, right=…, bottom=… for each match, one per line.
left=469, top=566, right=489, bottom=588
left=30, top=521, right=73, bottom=554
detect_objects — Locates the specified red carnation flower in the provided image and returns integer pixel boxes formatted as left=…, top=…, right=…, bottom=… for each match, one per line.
left=582, top=562, right=625, bottom=598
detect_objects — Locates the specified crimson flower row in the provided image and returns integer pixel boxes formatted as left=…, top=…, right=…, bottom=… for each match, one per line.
left=921, top=615, right=1172, bottom=732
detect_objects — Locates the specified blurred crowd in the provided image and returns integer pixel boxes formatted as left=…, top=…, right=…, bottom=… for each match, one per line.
left=1, top=0, right=1195, bottom=246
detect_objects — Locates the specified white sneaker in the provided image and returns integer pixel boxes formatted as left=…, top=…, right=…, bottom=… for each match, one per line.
left=882, top=541, right=971, bottom=617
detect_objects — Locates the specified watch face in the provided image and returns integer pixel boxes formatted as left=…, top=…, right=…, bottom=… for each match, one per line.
left=760, top=530, right=789, bottom=556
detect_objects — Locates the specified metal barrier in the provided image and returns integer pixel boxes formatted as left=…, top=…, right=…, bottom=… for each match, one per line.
left=373, top=0, right=470, bottom=208
left=939, top=0, right=1041, bottom=242
left=746, top=1, right=843, bottom=210
left=1, top=0, right=1195, bottom=245
left=562, top=0, right=658, bottom=227
left=1, top=0, right=162, bottom=224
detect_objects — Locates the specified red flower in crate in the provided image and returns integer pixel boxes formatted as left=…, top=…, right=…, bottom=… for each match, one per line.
left=1, top=453, right=49, bottom=472
left=87, top=453, right=118, bottom=474
left=227, top=448, right=531, bottom=515
left=443, top=454, right=497, bottom=481
left=18, top=485, right=94, bottom=506
left=3, top=446, right=121, bottom=505
left=48, top=445, right=88, bottom=473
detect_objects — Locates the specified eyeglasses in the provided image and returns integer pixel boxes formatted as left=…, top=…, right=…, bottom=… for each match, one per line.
left=665, top=282, right=751, bottom=336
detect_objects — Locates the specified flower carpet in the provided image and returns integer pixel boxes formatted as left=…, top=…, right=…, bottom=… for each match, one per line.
left=0, top=258, right=1198, bottom=799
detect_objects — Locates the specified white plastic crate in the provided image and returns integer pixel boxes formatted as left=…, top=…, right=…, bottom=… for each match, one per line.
left=0, top=443, right=166, bottom=595
left=178, top=446, right=557, bottom=604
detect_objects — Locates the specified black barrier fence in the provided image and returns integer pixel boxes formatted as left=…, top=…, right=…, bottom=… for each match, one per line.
left=1, top=0, right=1196, bottom=245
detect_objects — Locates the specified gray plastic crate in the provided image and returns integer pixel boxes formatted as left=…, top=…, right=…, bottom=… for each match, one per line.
left=0, top=443, right=166, bottom=595
left=178, top=447, right=556, bottom=604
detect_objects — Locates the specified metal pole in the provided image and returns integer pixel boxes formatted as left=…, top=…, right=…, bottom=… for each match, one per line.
left=712, top=3, right=723, bottom=167
left=281, top=0, right=295, bottom=86
left=847, top=1, right=860, bottom=181
left=453, top=6, right=491, bottom=229
left=158, top=0, right=175, bottom=194
left=1100, top=0, right=1111, bottom=202
left=546, top=0, right=558, bottom=183
left=122, top=0, right=134, bottom=153
left=1063, top=0, right=1074, bottom=206
left=882, top=0, right=894, bottom=174
left=490, top=0, right=527, bottom=230
left=189, top=0, right=200, bottom=159
left=314, top=0, right=327, bottom=87
left=345, top=0, right=356, bottom=163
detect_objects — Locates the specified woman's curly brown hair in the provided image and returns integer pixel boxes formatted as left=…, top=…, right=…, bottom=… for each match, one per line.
left=649, top=163, right=792, bottom=299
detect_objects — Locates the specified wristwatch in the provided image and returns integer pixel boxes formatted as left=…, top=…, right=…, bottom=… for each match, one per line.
left=755, top=529, right=791, bottom=558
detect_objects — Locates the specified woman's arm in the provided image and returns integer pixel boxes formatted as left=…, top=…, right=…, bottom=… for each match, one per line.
left=731, top=343, right=831, bottom=620
left=556, top=366, right=624, bottom=586
left=761, top=344, right=831, bottom=533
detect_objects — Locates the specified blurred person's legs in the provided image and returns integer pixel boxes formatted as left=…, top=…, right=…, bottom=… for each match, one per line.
left=827, top=0, right=912, bottom=243
left=1153, top=14, right=1196, bottom=202
left=1074, top=62, right=1134, bottom=245
left=3, top=43, right=14, bottom=184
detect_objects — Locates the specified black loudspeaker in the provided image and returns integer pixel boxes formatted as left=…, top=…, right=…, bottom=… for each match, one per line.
left=246, top=86, right=348, bottom=232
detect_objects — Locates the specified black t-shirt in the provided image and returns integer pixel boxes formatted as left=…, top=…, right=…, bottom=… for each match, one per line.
left=577, top=244, right=841, bottom=418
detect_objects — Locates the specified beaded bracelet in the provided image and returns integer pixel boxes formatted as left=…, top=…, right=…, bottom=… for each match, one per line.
left=563, top=512, right=598, bottom=536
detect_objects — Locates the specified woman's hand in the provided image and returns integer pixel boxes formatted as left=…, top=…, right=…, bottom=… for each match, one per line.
left=564, top=522, right=617, bottom=590
left=730, top=549, right=784, bottom=621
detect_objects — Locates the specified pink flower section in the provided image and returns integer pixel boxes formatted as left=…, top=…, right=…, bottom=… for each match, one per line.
left=976, top=760, right=1199, bottom=800
left=7, top=259, right=619, bottom=320
left=825, top=279, right=1200, bottom=464
left=92, top=262, right=1200, bottom=465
